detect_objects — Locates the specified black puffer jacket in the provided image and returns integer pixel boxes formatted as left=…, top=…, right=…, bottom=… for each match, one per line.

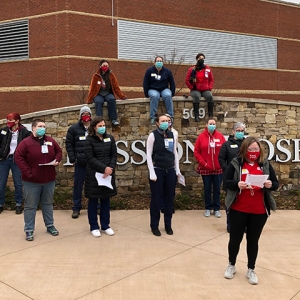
left=65, top=120, right=89, bottom=166
left=218, top=135, right=244, bottom=172
left=0, top=125, right=31, bottom=160
left=84, top=133, right=117, bottom=199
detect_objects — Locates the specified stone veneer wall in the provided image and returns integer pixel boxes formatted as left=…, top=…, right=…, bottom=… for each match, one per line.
left=1, top=96, right=300, bottom=198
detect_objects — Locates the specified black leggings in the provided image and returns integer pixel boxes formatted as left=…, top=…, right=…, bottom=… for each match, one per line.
left=228, top=209, right=268, bottom=270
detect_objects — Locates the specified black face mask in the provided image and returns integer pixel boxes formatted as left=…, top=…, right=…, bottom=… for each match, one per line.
left=196, top=59, right=204, bottom=67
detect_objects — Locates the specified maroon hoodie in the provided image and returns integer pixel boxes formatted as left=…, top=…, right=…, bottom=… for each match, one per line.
left=14, top=134, right=62, bottom=184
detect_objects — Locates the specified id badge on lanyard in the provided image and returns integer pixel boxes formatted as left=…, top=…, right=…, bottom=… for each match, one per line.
left=41, top=145, right=49, bottom=153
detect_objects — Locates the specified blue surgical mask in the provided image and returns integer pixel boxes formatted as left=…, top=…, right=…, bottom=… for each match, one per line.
left=36, top=128, right=46, bottom=137
left=97, top=127, right=106, bottom=135
left=155, top=61, right=163, bottom=68
left=159, top=122, right=168, bottom=131
left=207, top=124, right=216, bottom=132
left=235, top=131, right=244, bottom=140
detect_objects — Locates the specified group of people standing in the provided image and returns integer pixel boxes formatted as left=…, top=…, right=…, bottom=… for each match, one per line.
left=86, top=54, right=214, bottom=126
left=0, top=54, right=279, bottom=286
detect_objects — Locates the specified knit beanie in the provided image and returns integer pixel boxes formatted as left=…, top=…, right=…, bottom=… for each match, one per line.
left=79, top=106, right=92, bottom=118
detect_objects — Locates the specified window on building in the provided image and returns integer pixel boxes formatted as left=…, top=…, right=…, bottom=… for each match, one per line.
left=0, top=19, right=29, bottom=62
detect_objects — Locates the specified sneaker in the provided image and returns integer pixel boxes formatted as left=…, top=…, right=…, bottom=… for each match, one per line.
left=215, top=211, right=221, bottom=218
left=151, top=228, right=161, bottom=236
left=246, top=268, right=258, bottom=285
left=0, top=206, right=4, bottom=214
left=150, top=118, right=156, bottom=126
left=16, top=206, right=23, bottom=214
left=72, top=211, right=80, bottom=219
left=204, top=210, right=211, bottom=217
left=102, top=228, right=115, bottom=236
left=25, top=231, right=34, bottom=241
left=112, top=120, right=119, bottom=126
left=224, top=264, right=236, bottom=279
left=165, top=227, right=173, bottom=235
left=91, top=229, right=101, bottom=237
left=47, top=226, right=59, bottom=236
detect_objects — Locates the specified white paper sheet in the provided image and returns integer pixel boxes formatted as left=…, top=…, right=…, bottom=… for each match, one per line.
left=245, top=174, right=269, bottom=188
left=39, top=159, right=56, bottom=166
left=95, top=172, right=113, bottom=189
left=177, top=174, right=186, bottom=186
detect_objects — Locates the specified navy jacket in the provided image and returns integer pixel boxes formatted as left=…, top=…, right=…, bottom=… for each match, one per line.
left=66, top=120, right=89, bottom=166
left=143, top=65, right=175, bottom=97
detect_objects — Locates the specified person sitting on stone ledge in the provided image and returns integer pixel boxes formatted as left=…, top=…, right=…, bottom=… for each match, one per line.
left=143, top=56, right=175, bottom=125
left=86, top=59, right=127, bottom=126
left=185, top=53, right=214, bottom=121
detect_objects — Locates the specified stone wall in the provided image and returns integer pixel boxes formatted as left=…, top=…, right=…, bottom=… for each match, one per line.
left=1, top=96, right=300, bottom=198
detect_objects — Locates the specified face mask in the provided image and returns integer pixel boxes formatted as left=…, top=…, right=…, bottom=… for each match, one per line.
left=81, top=115, right=91, bottom=122
left=197, top=59, right=204, bottom=66
left=235, top=132, right=244, bottom=140
left=168, top=121, right=172, bottom=128
left=246, top=151, right=260, bottom=161
left=36, top=128, right=46, bottom=137
left=100, top=66, right=109, bottom=73
left=207, top=124, right=216, bottom=132
left=97, top=127, right=106, bottom=135
left=159, top=122, right=168, bottom=131
left=7, top=121, right=15, bottom=128
left=155, top=61, right=163, bottom=68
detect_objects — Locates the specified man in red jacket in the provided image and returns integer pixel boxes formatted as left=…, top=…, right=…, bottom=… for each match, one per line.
left=14, top=119, right=62, bottom=241
left=185, top=53, right=214, bottom=121
left=194, top=118, right=225, bottom=218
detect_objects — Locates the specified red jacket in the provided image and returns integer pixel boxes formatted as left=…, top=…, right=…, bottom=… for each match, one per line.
left=194, top=128, right=225, bottom=175
left=86, top=69, right=127, bottom=104
left=14, top=134, right=62, bottom=184
left=185, top=65, right=214, bottom=92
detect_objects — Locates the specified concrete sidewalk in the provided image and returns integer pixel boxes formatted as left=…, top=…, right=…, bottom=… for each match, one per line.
left=0, top=209, right=299, bottom=300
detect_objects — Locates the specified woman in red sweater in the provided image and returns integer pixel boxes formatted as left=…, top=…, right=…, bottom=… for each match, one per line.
left=223, top=137, right=279, bottom=285
left=194, top=118, right=226, bottom=218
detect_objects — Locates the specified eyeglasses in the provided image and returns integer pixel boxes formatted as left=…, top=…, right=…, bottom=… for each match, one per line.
left=248, top=148, right=260, bottom=152
left=235, top=130, right=244, bottom=132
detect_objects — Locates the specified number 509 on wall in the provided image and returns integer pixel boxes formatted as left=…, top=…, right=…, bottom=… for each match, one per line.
left=182, top=108, right=206, bottom=120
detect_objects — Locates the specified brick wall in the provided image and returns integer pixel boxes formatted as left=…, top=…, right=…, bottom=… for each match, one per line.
left=0, top=0, right=299, bottom=117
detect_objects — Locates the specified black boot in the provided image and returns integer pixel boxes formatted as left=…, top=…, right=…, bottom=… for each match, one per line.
left=193, top=103, right=200, bottom=122
left=208, top=101, right=214, bottom=117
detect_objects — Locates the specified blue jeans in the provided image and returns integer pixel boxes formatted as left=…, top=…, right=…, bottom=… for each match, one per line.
left=94, top=93, right=117, bottom=120
left=88, top=198, right=110, bottom=231
left=0, top=157, right=23, bottom=207
left=23, top=181, right=55, bottom=232
left=201, top=174, right=223, bottom=211
left=72, top=163, right=86, bottom=212
left=148, top=88, right=174, bottom=119
left=190, top=90, right=213, bottom=104
left=149, top=167, right=176, bottom=229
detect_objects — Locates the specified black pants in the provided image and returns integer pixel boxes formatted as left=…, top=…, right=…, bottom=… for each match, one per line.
left=228, top=209, right=268, bottom=270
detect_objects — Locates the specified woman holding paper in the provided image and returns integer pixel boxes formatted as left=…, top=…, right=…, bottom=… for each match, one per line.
left=85, top=117, right=117, bottom=238
left=146, top=114, right=181, bottom=236
left=223, top=137, right=279, bottom=285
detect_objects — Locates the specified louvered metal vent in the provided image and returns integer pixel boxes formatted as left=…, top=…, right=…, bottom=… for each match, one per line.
left=0, top=19, right=29, bottom=62
left=118, top=20, right=277, bottom=69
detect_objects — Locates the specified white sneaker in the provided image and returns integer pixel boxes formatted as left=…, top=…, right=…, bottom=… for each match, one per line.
left=91, top=229, right=101, bottom=237
left=102, top=228, right=115, bottom=236
left=204, top=210, right=211, bottom=217
left=224, top=264, right=236, bottom=279
left=215, top=211, right=221, bottom=218
left=246, top=268, right=258, bottom=285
